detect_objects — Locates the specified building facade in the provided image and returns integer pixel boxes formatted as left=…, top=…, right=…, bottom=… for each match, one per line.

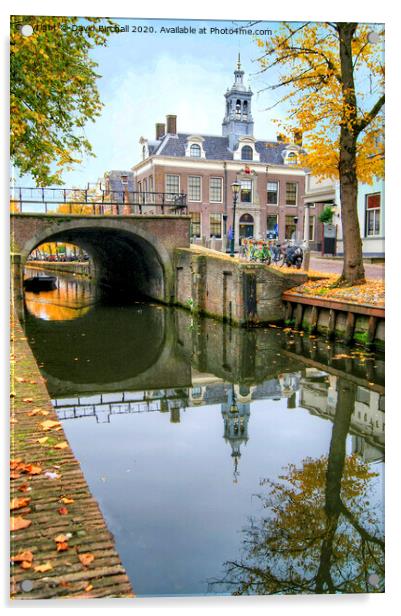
left=130, top=57, right=307, bottom=249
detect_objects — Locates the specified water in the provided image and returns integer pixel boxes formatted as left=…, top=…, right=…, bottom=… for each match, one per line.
left=22, top=269, right=385, bottom=596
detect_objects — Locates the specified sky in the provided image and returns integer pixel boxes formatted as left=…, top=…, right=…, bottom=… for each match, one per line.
left=12, top=17, right=385, bottom=190
left=13, top=18, right=292, bottom=188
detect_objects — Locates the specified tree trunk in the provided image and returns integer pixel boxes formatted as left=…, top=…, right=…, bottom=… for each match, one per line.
left=337, top=23, right=366, bottom=285
left=315, top=377, right=355, bottom=592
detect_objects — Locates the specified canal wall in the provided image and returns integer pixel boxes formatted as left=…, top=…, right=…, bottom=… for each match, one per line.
left=26, top=261, right=92, bottom=278
left=282, top=291, right=385, bottom=349
left=10, top=313, right=134, bottom=599
left=174, top=246, right=307, bottom=325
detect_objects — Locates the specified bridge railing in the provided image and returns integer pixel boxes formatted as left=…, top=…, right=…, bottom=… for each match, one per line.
left=10, top=186, right=188, bottom=216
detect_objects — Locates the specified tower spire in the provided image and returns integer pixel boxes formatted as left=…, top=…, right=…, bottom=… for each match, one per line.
left=237, top=52, right=241, bottom=70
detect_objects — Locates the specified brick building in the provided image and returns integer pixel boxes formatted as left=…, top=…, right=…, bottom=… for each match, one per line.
left=118, top=57, right=308, bottom=249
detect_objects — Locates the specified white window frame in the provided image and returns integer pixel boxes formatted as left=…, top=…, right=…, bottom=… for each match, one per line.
left=365, top=193, right=381, bottom=237
left=285, top=182, right=298, bottom=206
left=190, top=211, right=202, bottom=238
left=209, top=177, right=223, bottom=203
left=240, top=179, right=253, bottom=204
left=267, top=181, right=279, bottom=205
left=165, top=174, right=180, bottom=201
left=188, top=176, right=202, bottom=202
left=209, top=213, right=222, bottom=238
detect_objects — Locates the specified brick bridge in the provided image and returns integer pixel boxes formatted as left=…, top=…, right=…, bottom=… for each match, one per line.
left=11, top=213, right=190, bottom=312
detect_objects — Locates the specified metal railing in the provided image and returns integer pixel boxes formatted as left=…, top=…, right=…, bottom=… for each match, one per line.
left=10, top=186, right=188, bottom=216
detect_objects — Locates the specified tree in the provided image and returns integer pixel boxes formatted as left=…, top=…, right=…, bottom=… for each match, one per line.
left=256, top=23, right=384, bottom=285
left=10, top=16, right=114, bottom=186
left=210, top=380, right=384, bottom=595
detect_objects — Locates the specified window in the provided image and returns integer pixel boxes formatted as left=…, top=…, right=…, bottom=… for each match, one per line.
left=240, top=180, right=252, bottom=203
left=143, top=178, right=147, bottom=203
left=241, top=146, right=253, bottom=161
left=303, top=214, right=315, bottom=241
left=188, top=176, right=201, bottom=202
left=210, top=177, right=223, bottom=202
left=165, top=174, right=180, bottom=200
left=121, top=175, right=128, bottom=185
left=285, top=215, right=296, bottom=239
left=190, top=144, right=201, bottom=158
left=190, top=212, right=201, bottom=238
left=267, top=215, right=278, bottom=232
left=365, top=193, right=381, bottom=236
left=148, top=175, right=153, bottom=194
left=267, top=181, right=279, bottom=204
left=286, top=182, right=297, bottom=206
left=285, top=151, right=299, bottom=165
left=210, top=213, right=222, bottom=238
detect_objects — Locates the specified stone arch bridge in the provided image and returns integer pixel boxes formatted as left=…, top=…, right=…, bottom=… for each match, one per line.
left=11, top=213, right=190, bottom=311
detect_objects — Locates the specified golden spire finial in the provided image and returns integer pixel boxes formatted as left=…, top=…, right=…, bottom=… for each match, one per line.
left=237, top=53, right=241, bottom=70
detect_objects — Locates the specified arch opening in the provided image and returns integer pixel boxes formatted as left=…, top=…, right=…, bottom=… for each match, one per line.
left=24, top=226, right=167, bottom=304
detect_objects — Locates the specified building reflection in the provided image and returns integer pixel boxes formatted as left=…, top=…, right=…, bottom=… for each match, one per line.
left=24, top=268, right=97, bottom=321
left=52, top=367, right=384, bottom=480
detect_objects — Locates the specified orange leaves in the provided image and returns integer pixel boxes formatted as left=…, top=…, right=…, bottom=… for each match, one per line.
left=60, top=496, right=74, bottom=505
left=10, top=459, right=42, bottom=478
left=10, top=516, right=32, bottom=531
left=28, top=408, right=49, bottom=417
left=11, top=550, right=33, bottom=570
left=54, top=534, right=70, bottom=552
left=10, top=496, right=31, bottom=510
left=291, top=277, right=385, bottom=307
left=58, top=507, right=69, bottom=516
left=78, top=553, right=95, bottom=567
left=22, top=398, right=33, bottom=403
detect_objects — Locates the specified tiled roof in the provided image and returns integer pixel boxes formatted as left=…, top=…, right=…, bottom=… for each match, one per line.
left=152, top=133, right=298, bottom=165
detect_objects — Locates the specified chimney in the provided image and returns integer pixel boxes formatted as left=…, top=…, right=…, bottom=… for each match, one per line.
left=166, top=114, right=177, bottom=135
left=156, top=123, right=165, bottom=140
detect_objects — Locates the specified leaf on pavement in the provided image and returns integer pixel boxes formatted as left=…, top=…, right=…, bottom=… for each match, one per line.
left=11, top=550, right=33, bottom=563
left=54, top=441, right=68, bottom=449
left=34, top=562, right=53, bottom=573
left=10, top=516, right=32, bottom=531
left=78, top=553, right=95, bottom=567
left=10, top=497, right=31, bottom=510
left=40, top=419, right=61, bottom=431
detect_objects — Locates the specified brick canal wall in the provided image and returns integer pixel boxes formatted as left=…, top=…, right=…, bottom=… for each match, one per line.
left=10, top=313, right=134, bottom=599
left=174, top=245, right=307, bottom=325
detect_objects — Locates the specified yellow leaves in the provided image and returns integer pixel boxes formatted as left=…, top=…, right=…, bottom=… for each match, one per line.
left=60, top=496, right=75, bottom=504
left=40, top=419, right=62, bottom=431
left=34, top=562, right=53, bottom=573
left=53, top=441, right=68, bottom=450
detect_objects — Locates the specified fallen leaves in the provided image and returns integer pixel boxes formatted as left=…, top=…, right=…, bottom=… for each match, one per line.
left=40, top=419, right=61, bottom=431
left=60, top=496, right=74, bottom=505
left=54, top=533, right=71, bottom=552
left=34, top=561, right=53, bottom=573
left=58, top=507, right=69, bottom=516
left=78, top=553, right=95, bottom=567
left=22, top=398, right=33, bottom=403
left=10, top=459, right=42, bottom=478
left=11, top=550, right=33, bottom=563
left=54, top=441, right=68, bottom=450
left=10, top=496, right=31, bottom=510
left=290, top=277, right=385, bottom=307
left=28, top=408, right=49, bottom=417
left=10, top=516, right=32, bottom=531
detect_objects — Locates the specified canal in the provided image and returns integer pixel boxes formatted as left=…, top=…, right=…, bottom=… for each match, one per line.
left=22, top=268, right=385, bottom=596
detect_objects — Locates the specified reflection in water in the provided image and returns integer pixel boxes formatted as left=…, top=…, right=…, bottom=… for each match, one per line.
left=23, top=272, right=385, bottom=597
left=24, top=266, right=96, bottom=320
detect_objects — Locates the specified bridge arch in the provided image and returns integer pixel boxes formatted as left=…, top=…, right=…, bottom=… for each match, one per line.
left=18, top=217, right=177, bottom=303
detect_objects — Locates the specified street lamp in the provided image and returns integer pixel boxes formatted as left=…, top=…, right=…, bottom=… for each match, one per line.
left=230, top=179, right=241, bottom=257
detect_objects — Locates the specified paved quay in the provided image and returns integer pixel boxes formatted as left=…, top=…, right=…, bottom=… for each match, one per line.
left=309, top=256, right=384, bottom=280
left=10, top=313, right=134, bottom=599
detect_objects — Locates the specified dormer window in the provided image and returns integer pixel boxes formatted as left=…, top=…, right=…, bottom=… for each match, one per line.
left=285, top=151, right=299, bottom=165
left=185, top=136, right=206, bottom=159
left=241, top=146, right=253, bottom=161
left=190, top=144, right=201, bottom=158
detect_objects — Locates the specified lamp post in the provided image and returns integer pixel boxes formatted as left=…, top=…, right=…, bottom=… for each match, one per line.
left=230, top=179, right=241, bottom=257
